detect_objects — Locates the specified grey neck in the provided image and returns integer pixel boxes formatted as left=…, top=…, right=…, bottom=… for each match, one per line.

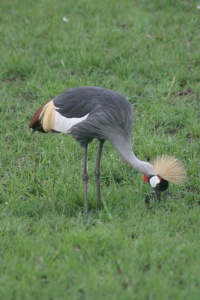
left=111, top=137, right=156, bottom=175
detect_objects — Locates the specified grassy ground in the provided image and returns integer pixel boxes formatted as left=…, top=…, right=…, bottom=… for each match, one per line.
left=0, top=0, right=200, bottom=299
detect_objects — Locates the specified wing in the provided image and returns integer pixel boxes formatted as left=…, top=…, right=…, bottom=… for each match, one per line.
left=66, top=87, right=134, bottom=146
left=53, top=86, right=104, bottom=118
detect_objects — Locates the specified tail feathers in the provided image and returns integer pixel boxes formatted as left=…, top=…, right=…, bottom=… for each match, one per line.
left=29, top=99, right=55, bottom=132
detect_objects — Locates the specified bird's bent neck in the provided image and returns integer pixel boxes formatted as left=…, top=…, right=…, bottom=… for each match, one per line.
left=112, top=137, right=156, bottom=176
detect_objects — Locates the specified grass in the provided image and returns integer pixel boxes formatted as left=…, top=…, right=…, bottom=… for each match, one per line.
left=0, top=0, right=200, bottom=299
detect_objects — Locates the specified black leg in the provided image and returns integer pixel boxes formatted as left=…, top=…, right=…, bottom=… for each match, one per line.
left=94, top=140, right=105, bottom=210
left=83, top=145, right=89, bottom=219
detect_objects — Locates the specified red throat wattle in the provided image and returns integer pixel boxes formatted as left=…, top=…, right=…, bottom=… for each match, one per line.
left=142, top=174, right=149, bottom=183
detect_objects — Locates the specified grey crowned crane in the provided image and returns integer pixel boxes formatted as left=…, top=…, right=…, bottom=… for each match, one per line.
left=29, top=86, right=186, bottom=217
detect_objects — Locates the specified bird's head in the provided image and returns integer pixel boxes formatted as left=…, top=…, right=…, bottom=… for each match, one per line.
left=142, top=155, right=186, bottom=195
left=142, top=174, right=169, bottom=193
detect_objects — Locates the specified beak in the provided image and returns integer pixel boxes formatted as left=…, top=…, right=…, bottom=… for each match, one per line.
left=154, top=184, right=161, bottom=202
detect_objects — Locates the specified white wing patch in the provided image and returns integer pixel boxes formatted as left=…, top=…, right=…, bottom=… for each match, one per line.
left=53, top=111, right=89, bottom=134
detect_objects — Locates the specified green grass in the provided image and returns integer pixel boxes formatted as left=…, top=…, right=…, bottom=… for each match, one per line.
left=0, top=0, right=200, bottom=299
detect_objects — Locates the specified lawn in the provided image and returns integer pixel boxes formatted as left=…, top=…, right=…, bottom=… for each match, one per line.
left=0, top=0, right=200, bottom=299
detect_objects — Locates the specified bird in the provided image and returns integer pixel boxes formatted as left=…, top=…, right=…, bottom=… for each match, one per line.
left=29, top=86, right=186, bottom=218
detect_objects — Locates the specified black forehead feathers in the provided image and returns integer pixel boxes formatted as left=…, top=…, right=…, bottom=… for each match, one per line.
left=158, top=178, right=169, bottom=191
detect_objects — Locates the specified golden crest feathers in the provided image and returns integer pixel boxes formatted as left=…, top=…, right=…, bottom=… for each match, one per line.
left=151, top=155, right=186, bottom=184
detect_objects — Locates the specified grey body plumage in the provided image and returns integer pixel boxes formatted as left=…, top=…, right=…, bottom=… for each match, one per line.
left=54, top=86, right=133, bottom=147
left=53, top=87, right=140, bottom=217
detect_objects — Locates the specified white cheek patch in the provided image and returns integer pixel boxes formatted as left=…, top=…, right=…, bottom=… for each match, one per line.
left=149, top=176, right=161, bottom=188
left=53, top=111, right=88, bottom=134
